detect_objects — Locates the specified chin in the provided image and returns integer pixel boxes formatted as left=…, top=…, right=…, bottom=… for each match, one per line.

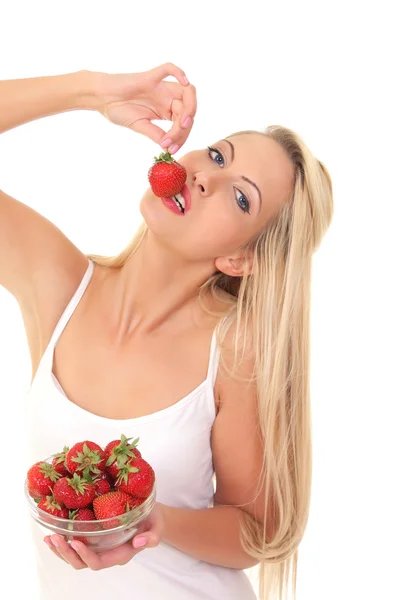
left=139, top=189, right=157, bottom=223
left=139, top=191, right=174, bottom=240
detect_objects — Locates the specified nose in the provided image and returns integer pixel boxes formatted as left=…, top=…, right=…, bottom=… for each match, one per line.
left=193, top=171, right=218, bottom=196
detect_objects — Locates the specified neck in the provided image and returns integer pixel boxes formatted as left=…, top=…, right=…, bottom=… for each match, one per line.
left=106, top=231, right=216, bottom=341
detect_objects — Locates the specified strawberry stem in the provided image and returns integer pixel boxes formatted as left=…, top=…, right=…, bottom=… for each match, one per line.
left=153, top=151, right=175, bottom=164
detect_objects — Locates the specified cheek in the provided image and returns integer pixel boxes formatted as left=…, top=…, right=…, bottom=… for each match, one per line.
left=195, top=210, right=248, bottom=254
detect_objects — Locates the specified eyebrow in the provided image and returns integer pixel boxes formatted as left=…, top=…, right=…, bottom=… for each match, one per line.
left=222, top=139, right=263, bottom=213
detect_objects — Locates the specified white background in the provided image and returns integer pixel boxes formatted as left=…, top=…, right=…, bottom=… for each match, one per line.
left=0, top=1, right=399, bottom=599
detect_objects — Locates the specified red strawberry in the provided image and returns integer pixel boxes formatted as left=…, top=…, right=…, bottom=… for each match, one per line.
left=82, top=470, right=112, bottom=497
left=69, top=508, right=97, bottom=544
left=93, top=474, right=112, bottom=497
left=93, top=490, right=140, bottom=528
left=27, top=461, right=61, bottom=499
left=148, top=151, right=187, bottom=199
left=65, top=441, right=106, bottom=478
left=69, top=507, right=96, bottom=522
left=51, top=446, right=70, bottom=477
left=53, top=473, right=96, bottom=509
left=115, top=457, right=155, bottom=499
left=37, top=493, right=69, bottom=519
left=105, top=434, right=141, bottom=479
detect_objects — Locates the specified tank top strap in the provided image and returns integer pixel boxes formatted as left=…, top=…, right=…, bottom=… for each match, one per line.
left=47, top=259, right=95, bottom=350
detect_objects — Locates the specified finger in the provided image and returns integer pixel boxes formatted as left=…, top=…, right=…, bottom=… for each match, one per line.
left=148, top=506, right=164, bottom=540
left=160, top=85, right=197, bottom=152
left=148, top=62, right=190, bottom=87
left=160, top=99, right=189, bottom=154
left=44, top=536, right=67, bottom=562
left=132, top=530, right=159, bottom=549
left=132, top=515, right=162, bottom=549
left=50, top=535, right=87, bottom=570
left=72, top=539, right=139, bottom=569
left=179, top=83, right=197, bottom=128
left=70, top=540, right=103, bottom=570
left=132, top=118, right=169, bottom=146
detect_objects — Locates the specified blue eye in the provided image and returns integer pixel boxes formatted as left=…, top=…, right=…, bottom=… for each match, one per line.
left=235, top=189, right=250, bottom=214
left=207, top=146, right=251, bottom=215
left=207, top=146, right=224, bottom=167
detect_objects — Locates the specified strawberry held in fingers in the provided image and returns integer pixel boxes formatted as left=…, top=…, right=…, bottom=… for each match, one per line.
left=65, top=441, right=106, bottom=478
left=148, top=151, right=187, bottom=200
left=115, top=457, right=155, bottom=499
left=27, top=461, right=61, bottom=499
left=53, top=473, right=96, bottom=509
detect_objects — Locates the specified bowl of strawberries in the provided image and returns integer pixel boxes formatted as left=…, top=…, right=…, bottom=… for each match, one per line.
left=25, top=434, right=156, bottom=552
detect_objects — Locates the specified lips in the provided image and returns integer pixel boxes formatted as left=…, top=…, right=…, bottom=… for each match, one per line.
left=161, top=184, right=191, bottom=216
left=180, top=184, right=191, bottom=213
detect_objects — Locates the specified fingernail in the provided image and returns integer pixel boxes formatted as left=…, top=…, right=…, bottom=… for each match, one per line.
left=45, top=540, right=53, bottom=549
left=51, top=536, right=60, bottom=548
left=183, top=75, right=190, bottom=85
left=169, top=144, right=179, bottom=155
left=133, top=536, right=147, bottom=548
left=182, top=116, right=191, bottom=128
left=70, top=542, right=80, bottom=552
left=161, top=138, right=172, bottom=149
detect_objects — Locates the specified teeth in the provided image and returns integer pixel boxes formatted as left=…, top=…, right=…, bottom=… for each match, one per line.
left=173, top=192, right=185, bottom=213
left=175, top=192, right=185, bottom=209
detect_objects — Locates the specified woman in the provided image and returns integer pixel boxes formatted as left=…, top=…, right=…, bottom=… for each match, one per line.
left=0, top=63, right=334, bottom=600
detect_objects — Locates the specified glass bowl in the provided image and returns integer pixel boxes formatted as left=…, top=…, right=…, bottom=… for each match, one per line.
left=24, top=457, right=156, bottom=552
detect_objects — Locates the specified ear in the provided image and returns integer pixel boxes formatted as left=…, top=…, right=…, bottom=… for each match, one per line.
left=215, top=254, right=253, bottom=277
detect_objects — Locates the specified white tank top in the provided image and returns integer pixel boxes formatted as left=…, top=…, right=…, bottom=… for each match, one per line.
left=23, top=259, right=257, bottom=600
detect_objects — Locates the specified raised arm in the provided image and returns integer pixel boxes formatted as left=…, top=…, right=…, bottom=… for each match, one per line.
left=0, top=70, right=98, bottom=306
left=0, top=65, right=195, bottom=306
left=0, top=70, right=99, bottom=135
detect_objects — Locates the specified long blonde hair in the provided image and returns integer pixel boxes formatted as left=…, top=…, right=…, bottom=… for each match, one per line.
left=87, top=125, right=334, bottom=600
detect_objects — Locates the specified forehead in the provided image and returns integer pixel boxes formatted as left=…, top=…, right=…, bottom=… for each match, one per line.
left=225, top=133, right=294, bottom=211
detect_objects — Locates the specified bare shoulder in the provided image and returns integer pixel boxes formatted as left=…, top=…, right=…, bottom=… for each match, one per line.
left=0, top=186, right=98, bottom=377
left=20, top=246, right=91, bottom=380
left=214, top=316, right=257, bottom=410
left=28, top=250, right=91, bottom=330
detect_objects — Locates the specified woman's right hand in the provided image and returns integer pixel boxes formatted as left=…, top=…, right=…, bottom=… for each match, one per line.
left=92, top=63, right=197, bottom=155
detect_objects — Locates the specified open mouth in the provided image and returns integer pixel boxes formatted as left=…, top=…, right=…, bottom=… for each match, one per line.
left=172, top=192, right=185, bottom=214
left=161, top=184, right=191, bottom=216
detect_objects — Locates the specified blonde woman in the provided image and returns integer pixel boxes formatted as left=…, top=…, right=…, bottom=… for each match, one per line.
left=0, top=63, right=334, bottom=600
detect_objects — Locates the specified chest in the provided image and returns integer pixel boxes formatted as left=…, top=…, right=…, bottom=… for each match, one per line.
left=49, top=316, right=219, bottom=420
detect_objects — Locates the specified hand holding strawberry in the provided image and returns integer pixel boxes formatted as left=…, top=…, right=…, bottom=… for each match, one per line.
left=93, top=62, right=197, bottom=154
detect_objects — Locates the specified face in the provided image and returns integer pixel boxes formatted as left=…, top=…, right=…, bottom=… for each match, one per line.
left=140, top=133, right=294, bottom=274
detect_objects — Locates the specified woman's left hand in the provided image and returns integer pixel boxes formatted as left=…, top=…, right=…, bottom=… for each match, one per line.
left=43, top=502, right=164, bottom=570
